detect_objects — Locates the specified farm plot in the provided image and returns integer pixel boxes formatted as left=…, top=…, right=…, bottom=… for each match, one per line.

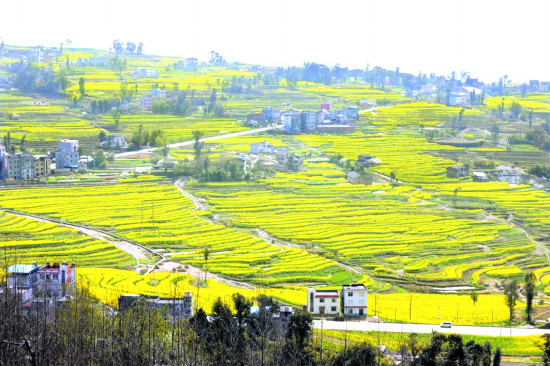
left=0, top=183, right=351, bottom=286
left=0, top=211, right=133, bottom=268
left=298, top=133, right=464, bottom=183
left=78, top=267, right=306, bottom=310
left=0, top=92, right=100, bottom=150
left=367, top=102, right=484, bottom=130
left=429, top=182, right=550, bottom=240
left=369, top=293, right=524, bottom=326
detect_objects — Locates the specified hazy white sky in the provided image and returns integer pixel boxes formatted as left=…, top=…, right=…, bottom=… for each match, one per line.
left=1, top=0, right=549, bottom=82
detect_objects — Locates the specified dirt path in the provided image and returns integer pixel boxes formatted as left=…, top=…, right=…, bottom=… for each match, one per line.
left=175, top=178, right=208, bottom=212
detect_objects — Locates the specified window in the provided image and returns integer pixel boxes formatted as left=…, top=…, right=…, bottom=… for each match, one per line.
left=347, top=292, right=353, bottom=297
left=331, top=306, right=337, bottom=312
left=320, top=298, right=325, bottom=303
left=53, top=274, right=58, bottom=281
left=347, top=300, right=353, bottom=305
left=358, top=292, right=365, bottom=297
left=359, top=300, right=365, bottom=305
left=347, top=309, right=353, bottom=314
left=332, top=298, right=336, bottom=303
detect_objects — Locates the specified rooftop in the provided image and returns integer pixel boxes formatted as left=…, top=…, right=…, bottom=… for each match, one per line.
left=6, top=264, right=41, bottom=274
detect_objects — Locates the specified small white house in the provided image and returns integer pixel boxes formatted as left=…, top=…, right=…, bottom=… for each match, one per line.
left=448, top=92, right=470, bottom=106
left=307, top=287, right=340, bottom=315
left=341, top=284, right=367, bottom=316
left=250, top=141, right=274, bottom=154
left=275, top=148, right=288, bottom=161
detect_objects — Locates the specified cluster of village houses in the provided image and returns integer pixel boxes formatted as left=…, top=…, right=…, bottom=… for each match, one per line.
left=447, top=164, right=550, bottom=190
left=0, top=135, right=129, bottom=182
left=5, top=261, right=367, bottom=321
left=246, top=101, right=364, bottom=134
left=0, top=138, right=81, bottom=181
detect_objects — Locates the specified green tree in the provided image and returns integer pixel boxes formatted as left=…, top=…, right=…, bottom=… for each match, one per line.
left=491, top=124, right=500, bottom=142
left=525, top=271, right=536, bottom=323
left=503, top=279, right=519, bottom=323
left=192, top=130, right=204, bottom=160
left=510, top=101, right=522, bottom=119
left=93, top=150, right=108, bottom=169
left=283, top=311, right=314, bottom=366
left=493, top=347, right=501, bottom=366
left=212, top=102, right=225, bottom=117
left=470, top=290, right=478, bottom=306
left=19, top=134, right=26, bottom=153
left=112, top=109, right=121, bottom=129
left=79, top=77, right=85, bottom=97
left=99, top=130, right=106, bottom=142
left=520, top=83, right=528, bottom=98
left=481, top=342, right=492, bottom=366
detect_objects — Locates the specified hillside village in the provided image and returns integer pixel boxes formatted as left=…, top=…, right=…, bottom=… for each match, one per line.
left=0, top=18, right=550, bottom=364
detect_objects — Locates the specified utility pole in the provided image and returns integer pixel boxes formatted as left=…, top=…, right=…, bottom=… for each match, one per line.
left=141, top=201, right=144, bottom=232
left=151, top=199, right=155, bottom=229
left=320, top=317, right=324, bottom=365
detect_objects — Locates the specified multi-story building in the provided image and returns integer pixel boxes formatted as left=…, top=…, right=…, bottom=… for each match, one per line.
left=55, top=139, right=79, bottom=169
left=0, top=153, right=50, bottom=180
left=33, top=155, right=50, bottom=177
left=448, top=92, right=470, bottom=106
left=307, top=287, right=340, bottom=315
left=34, top=262, right=76, bottom=298
left=341, top=284, right=367, bottom=316
left=300, top=111, right=318, bottom=131
left=262, top=107, right=281, bottom=122
left=174, top=58, right=198, bottom=72
left=141, top=96, right=152, bottom=110
left=1, top=154, right=34, bottom=180
left=282, top=111, right=302, bottom=133
left=540, top=82, right=550, bottom=92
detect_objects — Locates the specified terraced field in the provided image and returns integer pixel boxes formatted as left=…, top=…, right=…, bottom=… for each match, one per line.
left=190, top=161, right=546, bottom=287
left=0, top=183, right=354, bottom=286
left=366, top=102, right=483, bottom=130
left=0, top=211, right=133, bottom=268
left=0, top=93, right=101, bottom=151
left=298, top=133, right=464, bottom=183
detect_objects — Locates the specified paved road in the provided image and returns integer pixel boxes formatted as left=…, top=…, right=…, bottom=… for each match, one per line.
left=115, top=124, right=283, bottom=159
left=313, top=319, right=550, bottom=337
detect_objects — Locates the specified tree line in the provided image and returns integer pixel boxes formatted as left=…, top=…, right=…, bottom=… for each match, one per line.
left=6, top=284, right=550, bottom=366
